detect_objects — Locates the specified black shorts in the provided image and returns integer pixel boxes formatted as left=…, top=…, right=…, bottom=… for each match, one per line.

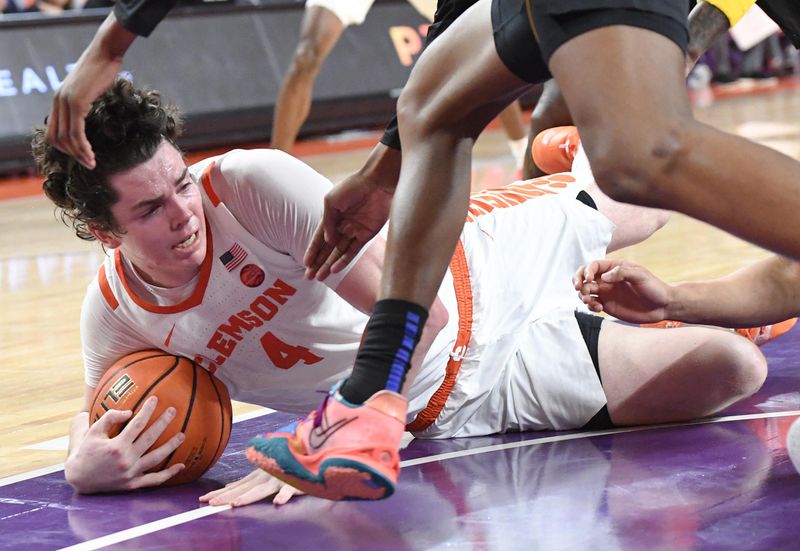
left=574, top=310, right=614, bottom=430
left=491, top=0, right=689, bottom=83
left=759, top=0, right=800, bottom=48
left=571, top=190, right=614, bottom=430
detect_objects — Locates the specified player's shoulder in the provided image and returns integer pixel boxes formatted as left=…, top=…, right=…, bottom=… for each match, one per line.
left=82, top=258, right=122, bottom=319
left=190, top=149, right=298, bottom=187
left=208, top=148, right=295, bottom=173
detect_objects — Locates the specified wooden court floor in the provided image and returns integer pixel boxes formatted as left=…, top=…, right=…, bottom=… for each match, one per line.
left=2, top=82, right=798, bottom=480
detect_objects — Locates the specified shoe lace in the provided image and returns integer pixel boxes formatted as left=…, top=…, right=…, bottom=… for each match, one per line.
left=311, top=390, right=330, bottom=429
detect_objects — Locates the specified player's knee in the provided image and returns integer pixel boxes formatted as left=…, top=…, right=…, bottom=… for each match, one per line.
left=396, top=85, right=438, bottom=138
left=289, top=40, right=326, bottom=77
left=718, top=335, right=768, bottom=400
left=645, top=209, right=672, bottom=236
left=584, top=123, right=691, bottom=206
left=397, top=83, right=475, bottom=141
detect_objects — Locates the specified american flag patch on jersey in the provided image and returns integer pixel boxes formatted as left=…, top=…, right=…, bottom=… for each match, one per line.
left=219, top=243, right=248, bottom=271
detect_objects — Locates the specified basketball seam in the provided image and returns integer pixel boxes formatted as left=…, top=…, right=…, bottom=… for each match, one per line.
left=127, top=355, right=182, bottom=414
left=154, top=359, right=197, bottom=474
left=89, top=351, right=172, bottom=422
left=207, top=374, right=231, bottom=470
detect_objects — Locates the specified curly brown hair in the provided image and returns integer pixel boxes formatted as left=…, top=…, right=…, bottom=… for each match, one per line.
left=31, top=78, right=184, bottom=241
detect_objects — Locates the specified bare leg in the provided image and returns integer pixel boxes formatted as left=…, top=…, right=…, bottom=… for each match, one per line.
left=497, top=100, right=529, bottom=168
left=497, top=100, right=526, bottom=141
left=388, top=0, right=528, bottom=308
left=586, top=175, right=672, bottom=253
left=549, top=25, right=800, bottom=260
left=271, top=6, right=344, bottom=152
left=599, top=321, right=767, bottom=425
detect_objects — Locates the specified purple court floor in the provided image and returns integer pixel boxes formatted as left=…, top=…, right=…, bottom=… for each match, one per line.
left=3, top=325, right=800, bottom=551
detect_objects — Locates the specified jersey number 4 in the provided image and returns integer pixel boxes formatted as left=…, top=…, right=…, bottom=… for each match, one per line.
left=260, top=331, right=323, bottom=370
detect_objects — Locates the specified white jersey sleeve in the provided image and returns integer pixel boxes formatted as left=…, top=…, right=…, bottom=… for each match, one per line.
left=80, top=275, right=154, bottom=388
left=211, top=149, right=368, bottom=289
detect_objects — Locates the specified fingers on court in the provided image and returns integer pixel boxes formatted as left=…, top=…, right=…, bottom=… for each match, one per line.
left=209, top=476, right=280, bottom=507
left=272, top=484, right=301, bottom=506
left=199, top=471, right=256, bottom=502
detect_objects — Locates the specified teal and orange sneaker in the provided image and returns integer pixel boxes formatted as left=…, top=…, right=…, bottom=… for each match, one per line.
left=246, top=384, right=407, bottom=501
left=641, top=317, right=798, bottom=346
left=531, top=125, right=581, bottom=175
left=734, top=317, right=798, bottom=346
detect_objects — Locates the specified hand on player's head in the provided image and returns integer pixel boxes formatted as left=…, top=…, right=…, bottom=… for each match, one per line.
left=46, top=61, right=119, bottom=170
left=45, top=19, right=135, bottom=169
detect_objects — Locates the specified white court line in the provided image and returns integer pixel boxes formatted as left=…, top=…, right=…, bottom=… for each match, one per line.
left=0, top=464, right=66, bottom=488
left=58, top=505, right=232, bottom=551
left=55, top=408, right=800, bottom=551
left=24, top=436, right=70, bottom=452
left=0, top=407, right=275, bottom=488
left=401, top=409, right=800, bottom=467
left=232, top=407, right=276, bottom=423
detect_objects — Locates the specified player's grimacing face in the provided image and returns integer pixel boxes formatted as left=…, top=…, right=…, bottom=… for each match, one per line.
left=104, top=141, right=207, bottom=288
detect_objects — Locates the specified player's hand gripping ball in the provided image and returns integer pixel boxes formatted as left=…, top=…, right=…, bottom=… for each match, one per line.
left=90, top=350, right=232, bottom=485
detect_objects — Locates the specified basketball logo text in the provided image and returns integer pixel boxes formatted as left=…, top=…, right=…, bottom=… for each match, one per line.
left=95, top=374, right=135, bottom=421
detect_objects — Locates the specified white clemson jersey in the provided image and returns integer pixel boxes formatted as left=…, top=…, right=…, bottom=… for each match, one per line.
left=81, top=149, right=456, bottom=415
left=81, top=148, right=610, bottom=434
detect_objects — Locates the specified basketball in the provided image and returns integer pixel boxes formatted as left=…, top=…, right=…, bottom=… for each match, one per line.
left=89, top=350, right=232, bottom=485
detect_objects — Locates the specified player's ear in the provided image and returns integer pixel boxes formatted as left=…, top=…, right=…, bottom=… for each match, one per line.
left=89, top=225, right=122, bottom=249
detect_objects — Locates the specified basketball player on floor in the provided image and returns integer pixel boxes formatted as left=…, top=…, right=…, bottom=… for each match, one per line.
left=36, top=80, right=779, bottom=504
left=262, top=0, right=800, bottom=501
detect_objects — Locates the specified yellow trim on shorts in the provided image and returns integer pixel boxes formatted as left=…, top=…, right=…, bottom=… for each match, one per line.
left=524, top=0, right=540, bottom=41
left=705, top=0, right=757, bottom=27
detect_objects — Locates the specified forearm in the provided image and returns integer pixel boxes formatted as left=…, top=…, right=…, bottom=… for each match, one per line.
left=666, top=256, right=800, bottom=326
left=356, top=142, right=402, bottom=193
left=86, top=12, right=138, bottom=64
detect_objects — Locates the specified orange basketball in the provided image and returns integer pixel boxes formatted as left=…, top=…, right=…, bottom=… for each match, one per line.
left=89, top=350, right=232, bottom=485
